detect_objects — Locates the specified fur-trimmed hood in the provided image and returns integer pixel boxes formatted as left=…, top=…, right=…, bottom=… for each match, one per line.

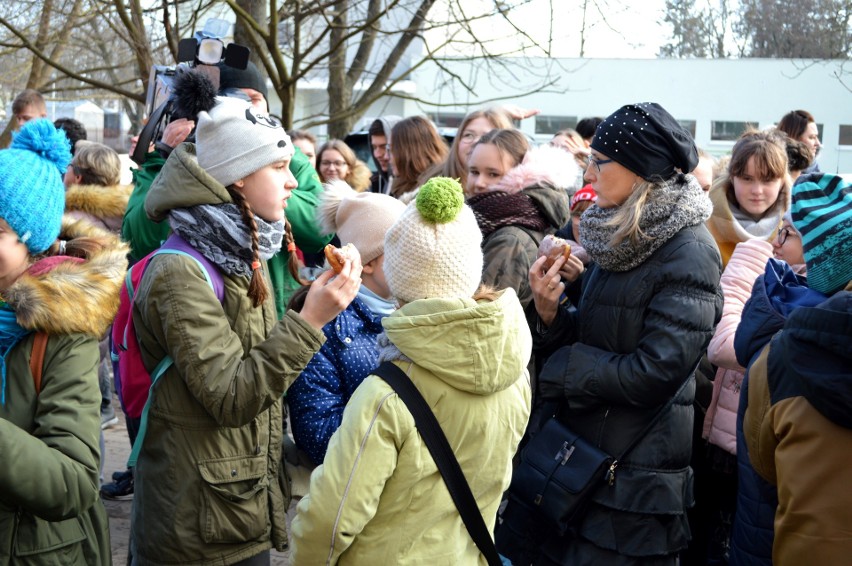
left=489, top=144, right=581, bottom=195
left=3, top=217, right=128, bottom=337
left=65, top=182, right=133, bottom=233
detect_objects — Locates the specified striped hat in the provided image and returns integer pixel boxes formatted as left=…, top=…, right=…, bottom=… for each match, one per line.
left=791, top=173, right=852, bottom=294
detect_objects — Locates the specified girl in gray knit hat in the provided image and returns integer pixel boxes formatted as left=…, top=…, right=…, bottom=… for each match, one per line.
left=129, top=94, right=362, bottom=565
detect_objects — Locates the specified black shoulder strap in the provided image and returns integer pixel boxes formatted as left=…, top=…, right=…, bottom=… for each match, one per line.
left=615, top=370, right=694, bottom=462
left=373, top=362, right=502, bottom=566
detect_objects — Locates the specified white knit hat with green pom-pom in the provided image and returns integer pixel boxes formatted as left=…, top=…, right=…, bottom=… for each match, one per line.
left=384, top=177, right=483, bottom=303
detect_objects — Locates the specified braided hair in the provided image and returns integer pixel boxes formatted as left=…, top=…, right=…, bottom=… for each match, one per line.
left=283, top=218, right=307, bottom=285
left=226, top=186, right=268, bottom=308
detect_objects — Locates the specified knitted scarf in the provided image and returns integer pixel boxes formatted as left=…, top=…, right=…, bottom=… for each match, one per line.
left=581, top=176, right=712, bottom=272
left=168, top=204, right=284, bottom=277
left=468, top=191, right=550, bottom=238
left=0, top=303, right=30, bottom=405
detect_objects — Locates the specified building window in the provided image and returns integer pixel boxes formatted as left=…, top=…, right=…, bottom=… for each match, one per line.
left=710, top=121, right=757, bottom=141
left=678, top=120, right=697, bottom=138
left=430, top=113, right=465, bottom=128
left=839, top=125, right=852, bottom=146
left=535, top=115, right=577, bottom=135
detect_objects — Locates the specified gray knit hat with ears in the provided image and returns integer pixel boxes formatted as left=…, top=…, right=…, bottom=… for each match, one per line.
left=196, top=96, right=294, bottom=187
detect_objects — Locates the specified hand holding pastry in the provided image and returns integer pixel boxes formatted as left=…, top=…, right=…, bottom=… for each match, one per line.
left=538, top=234, right=572, bottom=270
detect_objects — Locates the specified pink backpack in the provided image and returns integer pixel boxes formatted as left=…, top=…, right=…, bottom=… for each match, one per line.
left=111, top=234, right=224, bottom=466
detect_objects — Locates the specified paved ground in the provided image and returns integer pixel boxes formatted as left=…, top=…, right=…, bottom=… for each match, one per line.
left=101, top=402, right=293, bottom=565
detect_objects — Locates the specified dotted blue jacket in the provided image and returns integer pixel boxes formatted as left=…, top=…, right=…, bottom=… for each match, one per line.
left=288, top=296, right=385, bottom=465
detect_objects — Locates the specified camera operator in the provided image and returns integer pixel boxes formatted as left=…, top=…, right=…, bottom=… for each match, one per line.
left=120, top=61, right=332, bottom=315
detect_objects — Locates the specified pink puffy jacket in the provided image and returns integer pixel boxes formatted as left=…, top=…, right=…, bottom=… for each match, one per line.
left=702, top=239, right=773, bottom=454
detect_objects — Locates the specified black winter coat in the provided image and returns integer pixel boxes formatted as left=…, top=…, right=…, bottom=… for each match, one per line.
left=528, top=224, right=723, bottom=561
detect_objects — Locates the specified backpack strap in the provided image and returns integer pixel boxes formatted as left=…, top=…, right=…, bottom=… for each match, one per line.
left=158, top=233, right=225, bottom=302
left=125, top=240, right=223, bottom=469
left=127, top=355, right=174, bottom=467
left=29, top=332, right=48, bottom=395
left=372, top=362, right=503, bottom=566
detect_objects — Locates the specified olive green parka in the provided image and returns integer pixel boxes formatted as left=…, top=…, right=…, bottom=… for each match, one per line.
left=130, top=143, right=325, bottom=565
left=0, top=218, right=127, bottom=565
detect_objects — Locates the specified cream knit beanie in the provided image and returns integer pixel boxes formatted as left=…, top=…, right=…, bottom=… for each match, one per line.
left=317, top=179, right=406, bottom=264
left=384, top=177, right=483, bottom=303
left=196, top=96, right=294, bottom=187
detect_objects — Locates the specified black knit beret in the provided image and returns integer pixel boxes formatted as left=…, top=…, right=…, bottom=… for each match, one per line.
left=591, top=102, right=698, bottom=181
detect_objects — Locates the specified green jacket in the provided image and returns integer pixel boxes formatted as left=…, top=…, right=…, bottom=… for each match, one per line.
left=122, top=147, right=332, bottom=315
left=291, top=289, right=532, bottom=565
left=132, top=144, right=326, bottom=565
left=122, top=151, right=168, bottom=262
left=477, top=183, right=570, bottom=309
left=267, top=147, right=332, bottom=316
left=0, top=218, right=127, bottom=565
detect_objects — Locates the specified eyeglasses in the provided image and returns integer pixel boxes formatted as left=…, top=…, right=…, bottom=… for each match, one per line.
left=587, top=156, right=613, bottom=173
left=320, top=160, right=347, bottom=168
left=776, top=226, right=800, bottom=245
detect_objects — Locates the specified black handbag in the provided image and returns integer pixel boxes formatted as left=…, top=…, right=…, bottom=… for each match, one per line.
left=372, top=362, right=503, bottom=566
left=509, top=379, right=688, bottom=535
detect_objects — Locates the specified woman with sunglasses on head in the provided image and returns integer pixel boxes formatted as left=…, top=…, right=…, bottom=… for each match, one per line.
left=497, top=103, right=723, bottom=565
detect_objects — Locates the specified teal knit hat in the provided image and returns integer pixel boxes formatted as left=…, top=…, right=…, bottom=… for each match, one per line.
left=0, top=119, right=70, bottom=254
left=791, top=173, right=852, bottom=294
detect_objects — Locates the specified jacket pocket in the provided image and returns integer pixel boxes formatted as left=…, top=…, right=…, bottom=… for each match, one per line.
left=198, top=454, right=270, bottom=543
left=13, top=514, right=86, bottom=561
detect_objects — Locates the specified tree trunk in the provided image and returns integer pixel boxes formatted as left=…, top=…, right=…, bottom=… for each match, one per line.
left=279, top=80, right=297, bottom=130
left=234, top=0, right=268, bottom=69
left=326, top=0, right=352, bottom=139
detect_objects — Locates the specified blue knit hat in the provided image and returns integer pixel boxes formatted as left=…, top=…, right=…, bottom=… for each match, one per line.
left=0, top=119, right=70, bottom=254
left=791, top=173, right=852, bottom=294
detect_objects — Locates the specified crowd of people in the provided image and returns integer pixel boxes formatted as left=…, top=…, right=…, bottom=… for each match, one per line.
left=1, top=70, right=850, bottom=566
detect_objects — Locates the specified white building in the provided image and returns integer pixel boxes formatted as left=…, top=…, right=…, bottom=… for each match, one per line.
left=285, top=57, right=852, bottom=173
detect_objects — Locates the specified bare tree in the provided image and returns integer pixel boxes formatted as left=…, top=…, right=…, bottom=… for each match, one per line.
left=576, top=0, right=631, bottom=58
left=227, top=0, right=558, bottom=137
left=734, top=0, right=852, bottom=58
left=659, top=0, right=735, bottom=58
left=0, top=0, right=214, bottom=135
left=3, top=0, right=559, bottom=139
left=0, top=0, right=83, bottom=146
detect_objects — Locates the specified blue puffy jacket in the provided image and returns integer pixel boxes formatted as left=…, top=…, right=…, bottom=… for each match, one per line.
left=288, top=296, right=385, bottom=465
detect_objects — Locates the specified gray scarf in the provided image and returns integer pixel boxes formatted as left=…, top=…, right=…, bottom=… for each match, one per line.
left=168, top=204, right=284, bottom=277
left=376, top=332, right=412, bottom=364
left=580, top=176, right=712, bottom=272
left=730, top=201, right=782, bottom=240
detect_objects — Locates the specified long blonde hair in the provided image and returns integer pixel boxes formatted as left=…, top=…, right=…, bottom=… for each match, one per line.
left=603, top=177, right=688, bottom=247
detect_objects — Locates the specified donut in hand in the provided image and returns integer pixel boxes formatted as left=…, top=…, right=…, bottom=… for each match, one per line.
left=537, top=234, right=571, bottom=270
left=324, top=243, right=359, bottom=274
